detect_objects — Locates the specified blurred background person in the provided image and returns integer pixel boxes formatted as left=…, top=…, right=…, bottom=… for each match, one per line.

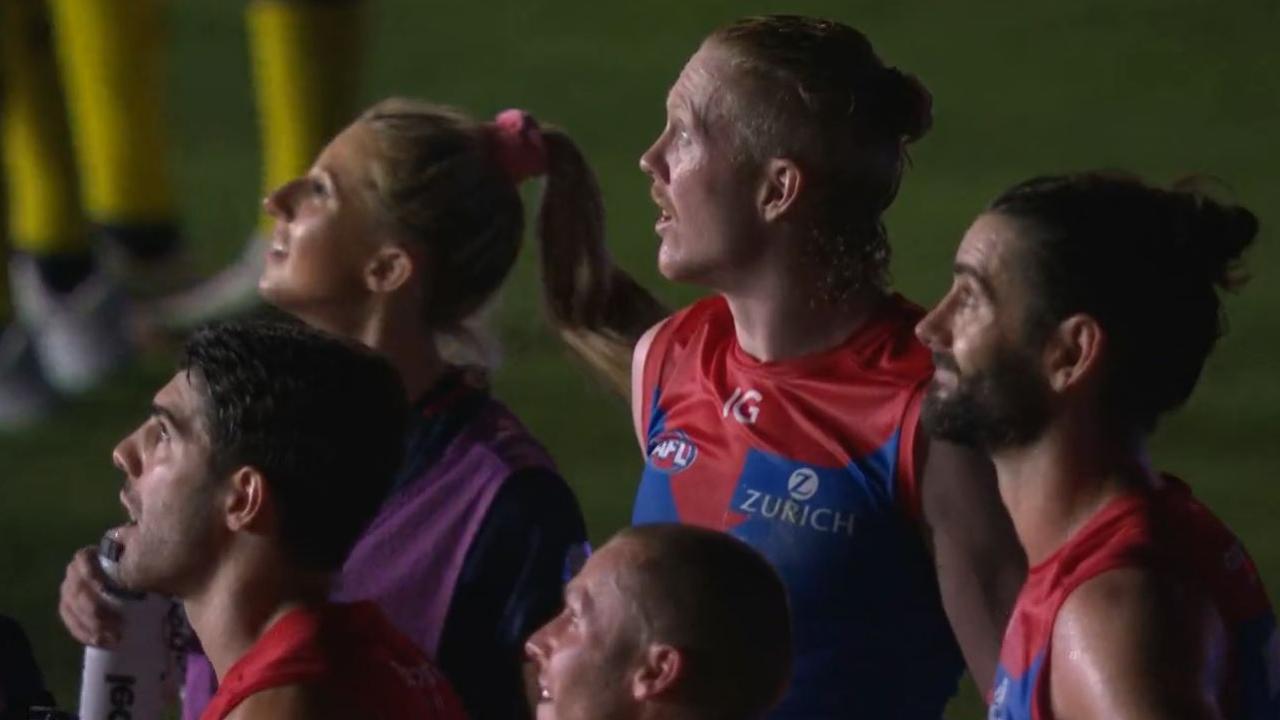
left=0, top=0, right=362, bottom=428
left=60, top=98, right=593, bottom=720
left=526, top=523, right=792, bottom=720
left=916, top=172, right=1278, bottom=718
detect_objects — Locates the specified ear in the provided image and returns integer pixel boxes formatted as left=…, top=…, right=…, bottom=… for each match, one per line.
left=1044, top=314, right=1105, bottom=393
left=223, top=466, right=270, bottom=532
left=757, top=157, right=803, bottom=223
left=630, top=643, right=684, bottom=702
left=363, top=243, right=416, bottom=295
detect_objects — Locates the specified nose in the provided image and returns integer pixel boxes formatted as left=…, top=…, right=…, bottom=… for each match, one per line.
left=262, top=178, right=301, bottom=221
left=112, top=430, right=143, bottom=480
left=638, top=133, right=667, bottom=183
left=524, top=623, right=551, bottom=665
left=915, top=299, right=951, bottom=352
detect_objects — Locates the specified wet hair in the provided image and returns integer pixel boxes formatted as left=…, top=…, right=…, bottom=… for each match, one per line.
left=708, top=15, right=933, bottom=302
left=989, top=171, right=1257, bottom=434
left=180, top=320, right=407, bottom=573
left=357, top=98, right=608, bottom=365
left=614, top=524, right=792, bottom=720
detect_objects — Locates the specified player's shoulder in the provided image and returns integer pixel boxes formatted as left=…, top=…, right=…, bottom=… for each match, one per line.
left=825, top=293, right=932, bottom=387
left=665, top=295, right=732, bottom=341
left=226, top=682, right=360, bottom=720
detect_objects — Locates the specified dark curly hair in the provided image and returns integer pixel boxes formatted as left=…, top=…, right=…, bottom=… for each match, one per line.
left=179, top=320, right=407, bottom=573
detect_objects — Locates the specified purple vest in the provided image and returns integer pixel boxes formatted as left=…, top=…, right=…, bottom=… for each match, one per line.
left=181, top=396, right=555, bottom=719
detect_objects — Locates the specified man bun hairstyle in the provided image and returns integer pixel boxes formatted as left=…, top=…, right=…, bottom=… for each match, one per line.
left=709, top=14, right=933, bottom=304
left=989, top=171, right=1257, bottom=434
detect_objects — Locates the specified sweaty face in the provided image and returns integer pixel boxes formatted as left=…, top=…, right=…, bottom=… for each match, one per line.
left=638, top=43, right=765, bottom=287
left=525, top=540, right=644, bottom=720
left=259, top=121, right=392, bottom=328
left=915, top=213, right=1053, bottom=451
left=111, top=371, right=224, bottom=596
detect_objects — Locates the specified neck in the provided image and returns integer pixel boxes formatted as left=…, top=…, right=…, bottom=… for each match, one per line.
left=992, top=417, right=1153, bottom=566
left=301, top=300, right=449, bottom=402
left=721, top=273, right=885, bottom=363
left=639, top=702, right=703, bottom=720
left=182, top=546, right=331, bottom=682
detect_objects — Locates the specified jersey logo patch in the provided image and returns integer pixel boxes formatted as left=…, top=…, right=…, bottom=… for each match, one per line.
left=787, top=468, right=820, bottom=501
left=722, top=387, right=762, bottom=425
left=648, top=430, right=698, bottom=473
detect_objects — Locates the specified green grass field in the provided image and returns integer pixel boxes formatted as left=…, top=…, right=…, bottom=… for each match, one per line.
left=2, top=1, right=1277, bottom=716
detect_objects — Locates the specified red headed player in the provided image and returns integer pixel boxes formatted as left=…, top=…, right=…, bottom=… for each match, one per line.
left=917, top=172, right=1278, bottom=719
left=539, top=14, right=1026, bottom=718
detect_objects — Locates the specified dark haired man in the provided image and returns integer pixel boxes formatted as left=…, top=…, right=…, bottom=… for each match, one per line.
left=526, top=523, right=792, bottom=720
left=77, top=321, right=464, bottom=720
left=916, top=172, right=1278, bottom=719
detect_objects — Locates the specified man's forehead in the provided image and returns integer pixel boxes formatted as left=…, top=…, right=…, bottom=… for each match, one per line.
left=154, top=370, right=210, bottom=430
left=571, top=539, right=635, bottom=596
left=956, top=213, right=1025, bottom=276
left=670, top=48, right=730, bottom=109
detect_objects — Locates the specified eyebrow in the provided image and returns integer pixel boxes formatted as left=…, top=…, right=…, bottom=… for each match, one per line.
left=318, top=168, right=342, bottom=198
left=150, top=404, right=186, bottom=435
left=954, top=261, right=997, bottom=300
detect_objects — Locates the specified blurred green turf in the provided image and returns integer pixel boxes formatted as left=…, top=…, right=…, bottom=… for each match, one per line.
left=2, top=1, right=1277, bottom=717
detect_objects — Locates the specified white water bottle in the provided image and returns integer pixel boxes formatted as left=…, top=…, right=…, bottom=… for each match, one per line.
left=77, top=534, right=179, bottom=720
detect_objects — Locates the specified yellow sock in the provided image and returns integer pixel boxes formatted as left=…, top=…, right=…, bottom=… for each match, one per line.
left=47, top=0, right=175, bottom=226
left=1, top=0, right=89, bottom=258
left=248, top=0, right=365, bottom=231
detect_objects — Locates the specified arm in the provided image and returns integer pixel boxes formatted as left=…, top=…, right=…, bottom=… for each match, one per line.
left=630, top=318, right=669, bottom=451
left=916, top=432, right=1026, bottom=695
left=1049, top=567, right=1227, bottom=720
left=436, top=469, right=588, bottom=720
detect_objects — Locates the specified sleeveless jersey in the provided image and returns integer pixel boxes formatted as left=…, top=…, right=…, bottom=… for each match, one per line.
left=200, top=601, right=466, bottom=720
left=634, top=294, right=964, bottom=718
left=989, top=477, right=1280, bottom=720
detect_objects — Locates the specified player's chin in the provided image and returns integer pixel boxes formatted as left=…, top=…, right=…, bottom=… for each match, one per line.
left=656, top=246, right=713, bottom=286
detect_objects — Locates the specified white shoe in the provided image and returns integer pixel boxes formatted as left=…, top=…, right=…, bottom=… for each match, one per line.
left=9, top=256, right=135, bottom=395
left=143, top=232, right=267, bottom=331
left=0, top=323, right=57, bottom=429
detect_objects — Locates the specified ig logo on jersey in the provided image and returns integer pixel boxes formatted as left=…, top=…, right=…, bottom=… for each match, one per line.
left=648, top=430, right=698, bottom=474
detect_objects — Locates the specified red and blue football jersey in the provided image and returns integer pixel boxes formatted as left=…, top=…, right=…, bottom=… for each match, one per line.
left=989, top=477, right=1279, bottom=720
left=634, top=294, right=964, bottom=718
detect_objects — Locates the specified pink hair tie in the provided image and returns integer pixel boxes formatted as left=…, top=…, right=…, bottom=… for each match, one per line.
left=490, top=109, right=548, bottom=184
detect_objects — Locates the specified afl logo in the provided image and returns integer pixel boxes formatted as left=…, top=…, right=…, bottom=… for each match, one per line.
left=648, top=431, right=698, bottom=474
left=787, top=468, right=819, bottom=501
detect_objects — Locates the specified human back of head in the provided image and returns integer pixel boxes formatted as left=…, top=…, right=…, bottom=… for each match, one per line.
left=988, top=171, right=1258, bottom=435
left=356, top=98, right=605, bottom=362
left=617, top=524, right=792, bottom=719
left=180, top=320, right=408, bottom=574
left=706, top=15, right=933, bottom=301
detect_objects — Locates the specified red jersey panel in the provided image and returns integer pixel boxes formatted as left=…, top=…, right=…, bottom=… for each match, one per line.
left=990, top=477, right=1279, bottom=720
left=200, top=601, right=466, bottom=720
left=634, top=294, right=964, bottom=718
